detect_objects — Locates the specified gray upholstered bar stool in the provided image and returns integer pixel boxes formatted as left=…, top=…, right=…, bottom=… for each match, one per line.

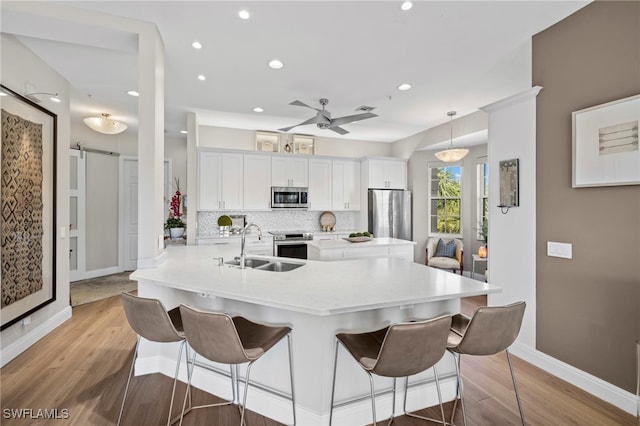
left=118, top=292, right=191, bottom=426
left=447, top=301, right=526, bottom=426
left=329, top=315, right=452, bottom=426
left=178, top=304, right=296, bottom=426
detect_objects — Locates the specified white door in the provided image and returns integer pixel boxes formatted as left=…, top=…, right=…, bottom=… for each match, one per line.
left=122, top=159, right=138, bottom=271
left=69, top=150, right=86, bottom=281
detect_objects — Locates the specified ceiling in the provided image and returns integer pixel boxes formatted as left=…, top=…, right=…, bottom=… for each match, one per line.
left=1, top=1, right=588, bottom=143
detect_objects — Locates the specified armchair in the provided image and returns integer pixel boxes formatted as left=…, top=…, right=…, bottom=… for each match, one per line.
left=425, top=237, right=463, bottom=275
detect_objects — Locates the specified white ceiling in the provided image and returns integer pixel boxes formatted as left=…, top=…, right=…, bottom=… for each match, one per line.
left=1, top=1, right=588, bottom=143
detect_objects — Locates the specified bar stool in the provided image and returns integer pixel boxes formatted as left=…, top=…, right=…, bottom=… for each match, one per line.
left=447, top=301, right=526, bottom=426
left=118, top=292, right=191, bottom=426
left=178, top=304, right=296, bottom=426
left=329, top=315, right=452, bottom=426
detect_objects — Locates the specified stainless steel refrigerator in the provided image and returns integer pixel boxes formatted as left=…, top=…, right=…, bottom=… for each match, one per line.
left=368, top=189, right=412, bottom=240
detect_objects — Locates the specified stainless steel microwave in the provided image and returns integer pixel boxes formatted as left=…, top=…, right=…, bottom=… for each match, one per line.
left=271, top=187, right=308, bottom=209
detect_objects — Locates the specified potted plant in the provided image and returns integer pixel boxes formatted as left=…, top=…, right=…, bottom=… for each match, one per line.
left=166, top=178, right=185, bottom=239
left=217, top=215, right=232, bottom=236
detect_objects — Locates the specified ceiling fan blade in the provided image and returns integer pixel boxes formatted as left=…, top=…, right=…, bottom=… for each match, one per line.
left=289, top=100, right=322, bottom=112
left=279, top=114, right=330, bottom=132
left=329, top=126, right=349, bottom=135
left=329, top=112, right=378, bottom=127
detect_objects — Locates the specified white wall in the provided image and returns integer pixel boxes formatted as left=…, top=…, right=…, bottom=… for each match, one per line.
left=0, top=34, right=71, bottom=366
left=481, top=87, right=541, bottom=348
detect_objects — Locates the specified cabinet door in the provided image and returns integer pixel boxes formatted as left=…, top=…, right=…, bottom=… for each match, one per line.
left=243, top=154, right=271, bottom=209
left=385, top=160, right=407, bottom=189
left=367, top=159, right=387, bottom=189
left=220, top=153, right=243, bottom=209
left=271, top=157, right=290, bottom=186
left=308, top=159, right=332, bottom=211
left=343, top=161, right=361, bottom=210
left=333, top=160, right=361, bottom=211
left=289, top=158, right=308, bottom=187
left=198, top=151, right=222, bottom=210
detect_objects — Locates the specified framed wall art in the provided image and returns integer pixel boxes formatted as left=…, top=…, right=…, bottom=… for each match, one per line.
left=0, top=84, right=57, bottom=331
left=572, top=94, right=639, bottom=187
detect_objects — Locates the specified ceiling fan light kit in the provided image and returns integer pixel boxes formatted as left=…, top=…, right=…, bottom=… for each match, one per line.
left=279, top=98, right=378, bottom=135
left=435, top=111, right=469, bottom=162
left=83, top=113, right=128, bottom=135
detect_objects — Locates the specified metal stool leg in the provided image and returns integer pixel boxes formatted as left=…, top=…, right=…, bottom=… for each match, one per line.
left=451, top=353, right=467, bottom=426
left=240, top=361, right=255, bottom=426
left=286, top=333, right=297, bottom=426
left=117, top=336, right=140, bottom=425
left=179, top=351, right=197, bottom=426
left=365, top=370, right=377, bottom=426
left=329, top=340, right=340, bottom=426
left=402, top=366, right=448, bottom=425
left=506, top=349, right=525, bottom=426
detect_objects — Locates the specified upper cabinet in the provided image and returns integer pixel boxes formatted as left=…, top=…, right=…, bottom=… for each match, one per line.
left=308, top=158, right=332, bottom=211
left=198, top=151, right=243, bottom=210
left=271, top=156, right=308, bottom=187
left=332, top=160, right=361, bottom=211
left=364, top=158, right=407, bottom=189
left=243, top=154, right=272, bottom=210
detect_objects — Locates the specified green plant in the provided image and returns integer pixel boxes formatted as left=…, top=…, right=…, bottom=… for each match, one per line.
left=479, top=220, right=488, bottom=244
left=217, top=215, right=232, bottom=227
left=165, top=217, right=185, bottom=230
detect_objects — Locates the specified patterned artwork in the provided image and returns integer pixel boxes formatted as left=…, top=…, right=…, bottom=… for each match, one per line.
left=1, top=109, right=44, bottom=307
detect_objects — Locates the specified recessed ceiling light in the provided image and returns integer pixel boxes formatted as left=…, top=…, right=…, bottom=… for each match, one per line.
left=238, top=9, right=250, bottom=19
left=268, top=59, right=284, bottom=70
left=398, top=83, right=412, bottom=91
left=253, top=107, right=264, bottom=113
left=50, top=96, right=61, bottom=103
left=192, top=41, right=202, bottom=49
left=127, top=90, right=139, bottom=97
left=197, top=74, right=206, bottom=81
left=401, top=1, right=413, bottom=11
left=180, top=130, right=188, bottom=134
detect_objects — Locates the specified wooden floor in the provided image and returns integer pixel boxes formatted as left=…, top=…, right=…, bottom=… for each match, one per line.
left=0, top=295, right=635, bottom=425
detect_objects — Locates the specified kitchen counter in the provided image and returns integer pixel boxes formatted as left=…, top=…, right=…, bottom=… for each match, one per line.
left=131, top=245, right=500, bottom=425
left=307, top=236, right=416, bottom=262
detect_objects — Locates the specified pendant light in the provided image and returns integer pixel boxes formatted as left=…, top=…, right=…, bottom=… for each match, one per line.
left=434, top=111, right=469, bottom=162
left=83, top=113, right=127, bottom=135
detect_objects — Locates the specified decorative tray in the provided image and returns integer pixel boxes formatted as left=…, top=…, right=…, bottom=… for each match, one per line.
left=319, top=211, right=336, bottom=231
left=342, top=237, right=372, bottom=243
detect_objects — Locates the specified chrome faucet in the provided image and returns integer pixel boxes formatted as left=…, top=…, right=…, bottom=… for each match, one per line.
left=240, top=223, right=262, bottom=269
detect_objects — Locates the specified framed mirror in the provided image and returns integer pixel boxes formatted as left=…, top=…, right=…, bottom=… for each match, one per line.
left=499, top=159, right=519, bottom=208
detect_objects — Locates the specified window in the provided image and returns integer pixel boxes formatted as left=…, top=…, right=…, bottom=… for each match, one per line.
left=477, top=160, right=488, bottom=241
left=429, top=164, right=462, bottom=234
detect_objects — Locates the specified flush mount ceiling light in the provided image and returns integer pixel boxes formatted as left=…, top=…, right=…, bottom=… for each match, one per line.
left=435, top=111, right=469, bottom=162
left=268, top=59, right=284, bottom=70
left=238, top=9, right=250, bottom=19
left=83, top=113, right=127, bottom=135
left=397, top=83, right=412, bottom=91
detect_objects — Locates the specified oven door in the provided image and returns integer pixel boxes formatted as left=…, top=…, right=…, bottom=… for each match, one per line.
left=275, top=242, right=308, bottom=260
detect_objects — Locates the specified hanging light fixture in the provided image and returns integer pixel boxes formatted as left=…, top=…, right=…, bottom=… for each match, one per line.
left=83, top=113, right=128, bottom=135
left=435, top=111, right=469, bottom=162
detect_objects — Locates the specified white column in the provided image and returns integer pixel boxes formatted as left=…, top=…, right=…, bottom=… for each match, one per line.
left=137, top=24, right=166, bottom=267
left=480, top=86, right=542, bottom=349
left=186, top=112, right=198, bottom=245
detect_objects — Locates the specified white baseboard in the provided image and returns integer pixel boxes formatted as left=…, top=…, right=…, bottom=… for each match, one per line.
left=510, top=341, right=636, bottom=416
left=71, top=266, right=122, bottom=282
left=0, top=307, right=72, bottom=367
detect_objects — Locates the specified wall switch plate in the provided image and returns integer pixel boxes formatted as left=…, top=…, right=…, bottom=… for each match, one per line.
left=547, top=241, right=572, bottom=259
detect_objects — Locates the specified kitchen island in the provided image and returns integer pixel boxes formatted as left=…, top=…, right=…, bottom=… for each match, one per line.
left=307, top=236, right=416, bottom=261
left=131, top=245, right=500, bottom=425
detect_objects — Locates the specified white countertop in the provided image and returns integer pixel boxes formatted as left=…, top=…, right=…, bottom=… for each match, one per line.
left=307, top=237, right=416, bottom=250
left=131, top=245, right=500, bottom=316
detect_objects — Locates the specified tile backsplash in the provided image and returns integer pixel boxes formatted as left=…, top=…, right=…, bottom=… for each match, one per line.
left=198, top=210, right=359, bottom=236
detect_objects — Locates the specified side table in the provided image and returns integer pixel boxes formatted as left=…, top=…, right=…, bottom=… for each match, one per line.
left=471, top=254, right=488, bottom=280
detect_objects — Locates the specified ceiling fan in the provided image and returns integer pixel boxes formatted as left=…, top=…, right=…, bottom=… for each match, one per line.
left=278, top=98, right=378, bottom=135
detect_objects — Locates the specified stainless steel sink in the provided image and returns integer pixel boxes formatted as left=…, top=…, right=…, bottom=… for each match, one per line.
left=255, top=261, right=305, bottom=272
left=224, top=258, right=270, bottom=268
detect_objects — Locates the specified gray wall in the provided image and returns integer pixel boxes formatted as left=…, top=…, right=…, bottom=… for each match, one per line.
left=533, top=0, right=640, bottom=393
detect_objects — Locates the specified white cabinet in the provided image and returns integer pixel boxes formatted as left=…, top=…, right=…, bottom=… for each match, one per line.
left=272, top=156, right=308, bottom=187
left=308, top=158, right=332, bottom=211
left=366, top=159, right=407, bottom=189
left=243, top=154, right=272, bottom=210
left=332, top=160, right=360, bottom=211
left=198, top=151, right=243, bottom=210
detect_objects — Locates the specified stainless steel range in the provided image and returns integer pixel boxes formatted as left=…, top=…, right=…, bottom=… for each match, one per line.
left=269, top=231, right=313, bottom=259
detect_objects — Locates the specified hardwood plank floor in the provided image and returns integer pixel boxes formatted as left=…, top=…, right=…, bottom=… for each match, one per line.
left=0, top=295, right=634, bottom=425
